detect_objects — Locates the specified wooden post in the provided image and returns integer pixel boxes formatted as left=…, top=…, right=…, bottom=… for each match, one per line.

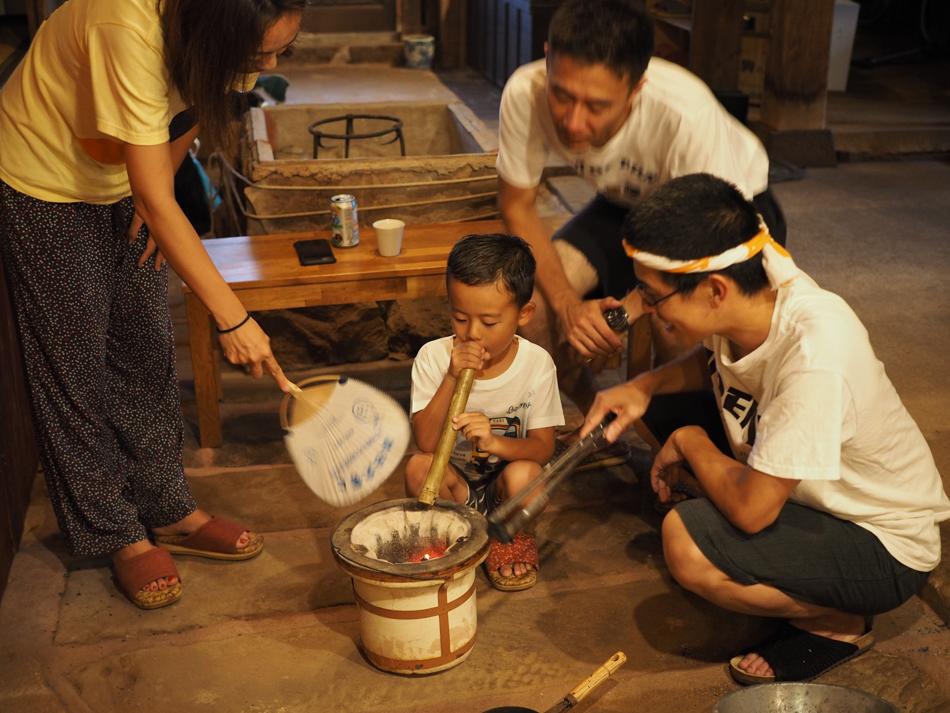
left=760, top=0, right=835, bottom=131
left=438, top=0, right=466, bottom=69
left=399, top=0, right=425, bottom=34
left=689, top=0, right=743, bottom=92
left=626, top=315, right=652, bottom=381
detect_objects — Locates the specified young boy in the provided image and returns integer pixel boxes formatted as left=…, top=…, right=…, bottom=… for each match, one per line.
left=405, top=234, right=564, bottom=591
left=582, top=173, right=949, bottom=683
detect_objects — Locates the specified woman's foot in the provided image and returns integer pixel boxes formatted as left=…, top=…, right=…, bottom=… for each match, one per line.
left=113, top=540, right=178, bottom=596
left=112, top=541, right=182, bottom=609
left=152, top=509, right=251, bottom=551
left=153, top=512, right=264, bottom=561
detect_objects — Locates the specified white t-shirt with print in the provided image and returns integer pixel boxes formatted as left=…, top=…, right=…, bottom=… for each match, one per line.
left=411, top=336, right=564, bottom=484
left=706, top=273, right=950, bottom=572
left=496, top=57, right=769, bottom=203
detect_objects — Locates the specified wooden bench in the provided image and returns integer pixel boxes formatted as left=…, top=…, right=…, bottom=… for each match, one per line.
left=184, top=219, right=652, bottom=448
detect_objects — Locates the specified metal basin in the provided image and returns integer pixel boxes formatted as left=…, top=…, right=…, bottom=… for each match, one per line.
left=715, top=683, right=898, bottom=713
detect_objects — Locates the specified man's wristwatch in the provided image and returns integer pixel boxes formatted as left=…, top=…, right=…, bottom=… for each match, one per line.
left=603, top=305, right=630, bottom=333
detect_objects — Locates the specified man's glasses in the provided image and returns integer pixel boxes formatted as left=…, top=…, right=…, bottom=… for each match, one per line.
left=635, top=283, right=682, bottom=308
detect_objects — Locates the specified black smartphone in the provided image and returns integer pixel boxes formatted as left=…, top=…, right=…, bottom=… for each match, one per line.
left=294, top=239, right=336, bottom=266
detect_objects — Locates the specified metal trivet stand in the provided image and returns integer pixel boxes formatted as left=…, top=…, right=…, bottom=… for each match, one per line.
left=307, top=113, right=406, bottom=159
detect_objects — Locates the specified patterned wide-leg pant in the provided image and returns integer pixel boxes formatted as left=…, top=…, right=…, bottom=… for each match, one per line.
left=0, top=180, right=196, bottom=557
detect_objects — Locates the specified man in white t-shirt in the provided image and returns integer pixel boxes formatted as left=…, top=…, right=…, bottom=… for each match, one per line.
left=582, top=173, right=950, bottom=684
left=497, top=0, right=784, bottom=414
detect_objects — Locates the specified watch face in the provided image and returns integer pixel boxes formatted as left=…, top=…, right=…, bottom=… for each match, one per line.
left=603, top=306, right=629, bottom=332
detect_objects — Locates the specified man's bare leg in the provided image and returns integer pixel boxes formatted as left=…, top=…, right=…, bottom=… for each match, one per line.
left=662, top=510, right=868, bottom=678
left=520, top=241, right=601, bottom=414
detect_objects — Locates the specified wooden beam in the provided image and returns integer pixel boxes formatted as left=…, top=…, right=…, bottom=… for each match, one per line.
left=438, top=0, right=465, bottom=69
left=689, top=0, right=743, bottom=92
left=26, top=0, right=42, bottom=36
left=399, top=0, right=425, bottom=35
left=760, top=0, right=835, bottom=131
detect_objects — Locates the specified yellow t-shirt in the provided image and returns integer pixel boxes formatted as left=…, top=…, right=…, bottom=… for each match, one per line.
left=0, top=0, right=186, bottom=204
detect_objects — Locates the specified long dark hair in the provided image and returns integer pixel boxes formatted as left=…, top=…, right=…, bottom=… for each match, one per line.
left=160, top=0, right=305, bottom=148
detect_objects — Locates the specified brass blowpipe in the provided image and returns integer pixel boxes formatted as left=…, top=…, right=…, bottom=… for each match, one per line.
left=418, top=367, right=476, bottom=505
left=487, top=413, right=616, bottom=543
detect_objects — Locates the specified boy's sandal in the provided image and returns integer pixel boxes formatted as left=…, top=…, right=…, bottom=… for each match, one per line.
left=114, top=547, right=183, bottom=610
left=728, top=621, right=875, bottom=685
left=485, top=533, right=539, bottom=591
left=154, top=517, right=264, bottom=561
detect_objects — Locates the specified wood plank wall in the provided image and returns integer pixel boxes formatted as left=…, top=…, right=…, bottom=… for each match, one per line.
left=466, top=0, right=559, bottom=88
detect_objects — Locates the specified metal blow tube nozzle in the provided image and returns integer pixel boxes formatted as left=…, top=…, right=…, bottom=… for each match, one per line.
left=487, top=414, right=616, bottom=543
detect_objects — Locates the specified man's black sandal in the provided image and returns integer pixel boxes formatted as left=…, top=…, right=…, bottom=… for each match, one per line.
left=729, top=621, right=875, bottom=685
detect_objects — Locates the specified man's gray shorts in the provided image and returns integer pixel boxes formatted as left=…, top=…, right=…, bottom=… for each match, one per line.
left=675, top=498, right=930, bottom=615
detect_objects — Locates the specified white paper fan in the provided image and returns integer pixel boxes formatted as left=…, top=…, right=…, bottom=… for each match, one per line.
left=283, top=377, right=410, bottom=507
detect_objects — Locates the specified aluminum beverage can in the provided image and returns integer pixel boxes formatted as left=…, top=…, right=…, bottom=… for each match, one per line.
left=330, top=194, right=360, bottom=247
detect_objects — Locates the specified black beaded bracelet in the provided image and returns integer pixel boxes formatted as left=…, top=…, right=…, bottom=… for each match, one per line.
left=216, top=313, right=251, bottom=334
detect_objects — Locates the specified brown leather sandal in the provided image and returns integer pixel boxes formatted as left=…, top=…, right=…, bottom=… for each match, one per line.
left=154, top=517, right=264, bottom=561
left=113, top=547, right=182, bottom=610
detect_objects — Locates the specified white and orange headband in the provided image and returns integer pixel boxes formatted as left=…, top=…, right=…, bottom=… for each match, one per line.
left=623, top=220, right=799, bottom=290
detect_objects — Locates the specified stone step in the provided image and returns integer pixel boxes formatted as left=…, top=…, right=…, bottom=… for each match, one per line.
left=546, top=175, right=596, bottom=213
left=833, top=125, right=950, bottom=160
left=283, top=31, right=405, bottom=66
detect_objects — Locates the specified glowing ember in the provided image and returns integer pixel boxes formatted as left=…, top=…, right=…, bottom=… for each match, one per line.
left=405, top=542, right=448, bottom=563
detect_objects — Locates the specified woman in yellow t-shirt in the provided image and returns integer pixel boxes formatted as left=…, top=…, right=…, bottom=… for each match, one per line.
left=0, top=0, right=304, bottom=610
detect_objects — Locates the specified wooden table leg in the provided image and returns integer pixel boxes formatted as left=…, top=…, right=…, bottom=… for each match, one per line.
left=626, top=314, right=653, bottom=380
left=626, top=314, right=660, bottom=452
left=185, top=294, right=222, bottom=447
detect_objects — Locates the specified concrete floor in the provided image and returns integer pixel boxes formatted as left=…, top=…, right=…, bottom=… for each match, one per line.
left=1, top=67, right=950, bottom=713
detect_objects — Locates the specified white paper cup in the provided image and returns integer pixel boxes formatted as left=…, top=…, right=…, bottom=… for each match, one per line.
left=373, top=218, right=405, bottom=257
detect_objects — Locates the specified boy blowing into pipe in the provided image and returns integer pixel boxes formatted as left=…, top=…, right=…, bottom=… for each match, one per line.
left=405, top=234, right=564, bottom=590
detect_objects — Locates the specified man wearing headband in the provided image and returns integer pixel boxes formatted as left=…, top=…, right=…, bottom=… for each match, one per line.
left=582, top=173, right=949, bottom=684
left=497, top=0, right=785, bottom=415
